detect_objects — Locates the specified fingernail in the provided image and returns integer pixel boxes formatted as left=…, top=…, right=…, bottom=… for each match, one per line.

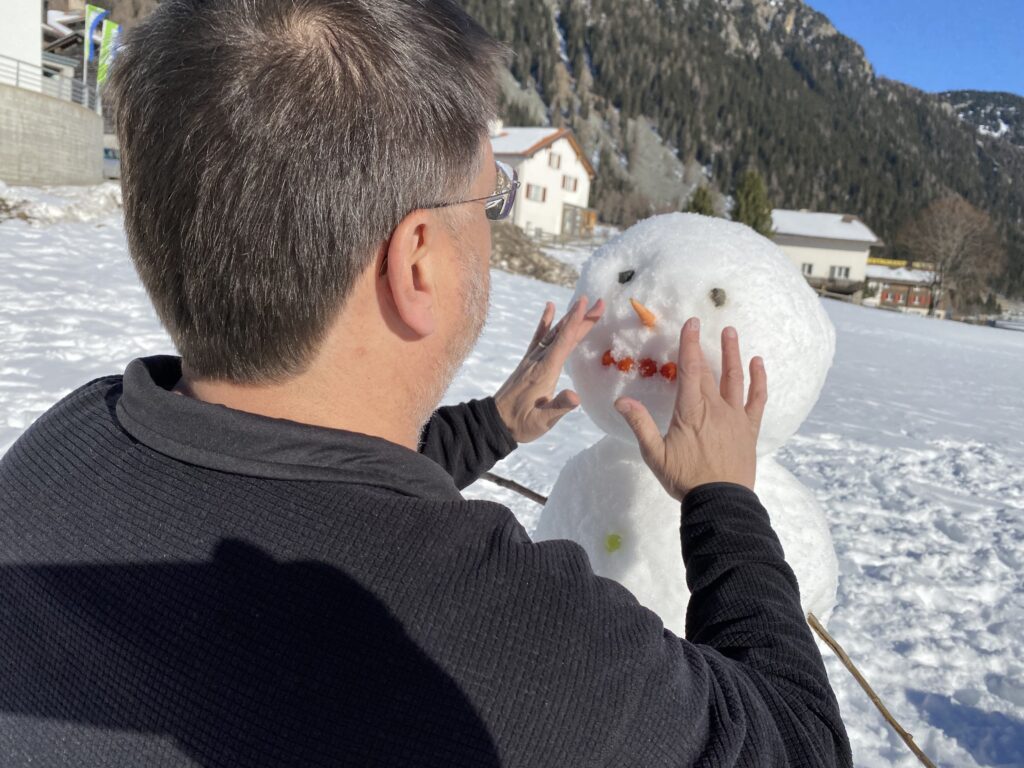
left=724, top=326, right=737, bottom=339
left=685, top=317, right=700, bottom=332
left=615, top=399, right=633, bottom=414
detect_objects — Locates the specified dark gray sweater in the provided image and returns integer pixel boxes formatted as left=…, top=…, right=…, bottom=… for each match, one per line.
left=0, top=356, right=851, bottom=767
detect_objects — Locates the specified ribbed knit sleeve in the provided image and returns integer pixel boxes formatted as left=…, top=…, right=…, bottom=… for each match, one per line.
left=0, top=374, right=852, bottom=767
left=680, top=482, right=853, bottom=767
left=417, top=398, right=518, bottom=489
left=444, top=484, right=853, bottom=767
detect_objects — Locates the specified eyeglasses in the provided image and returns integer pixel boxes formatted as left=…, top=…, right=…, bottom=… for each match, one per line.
left=426, top=160, right=519, bottom=221
left=378, top=161, right=519, bottom=277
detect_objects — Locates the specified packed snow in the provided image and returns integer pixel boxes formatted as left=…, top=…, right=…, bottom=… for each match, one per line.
left=535, top=214, right=840, bottom=632
left=2, top=185, right=1023, bottom=767
left=563, top=214, right=835, bottom=452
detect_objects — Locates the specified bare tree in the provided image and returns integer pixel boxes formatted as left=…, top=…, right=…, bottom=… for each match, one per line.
left=898, top=196, right=1006, bottom=314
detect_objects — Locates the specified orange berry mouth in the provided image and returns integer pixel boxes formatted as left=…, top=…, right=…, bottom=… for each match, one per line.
left=602, top=350, right=677, bottom=381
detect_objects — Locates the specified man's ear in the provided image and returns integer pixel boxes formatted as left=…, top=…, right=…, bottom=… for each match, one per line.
left=382, top=210, right=439, bottom=338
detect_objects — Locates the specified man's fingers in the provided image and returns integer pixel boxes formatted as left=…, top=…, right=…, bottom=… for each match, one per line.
left=546, top=296, right=604, bottom=364
left=676, top=318, right=706, bottom=418
left=720, top=326, right=744, bottom=407
left=575, top=298, right=605, bottom=343
left=535, top=390, right=581, bottom=429
left=540, top=298, right=577, bottom=348
left=615, top=397, right=664, bottom=465
left=549, top=295, right=587, bottom=352
left=528, top=302, right=556, bottom=352
left=745, top=356, right=767, bottom=431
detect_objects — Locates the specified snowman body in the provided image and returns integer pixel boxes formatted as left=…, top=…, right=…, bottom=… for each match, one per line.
left=533, top=213, right=839, bottom=635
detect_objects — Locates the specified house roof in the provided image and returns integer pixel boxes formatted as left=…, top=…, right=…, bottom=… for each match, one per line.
left=865, top=264, right=935, bottom=285
left=772, top=209, right=883, bottom=245
left=491, top=127, right=596, bottom=178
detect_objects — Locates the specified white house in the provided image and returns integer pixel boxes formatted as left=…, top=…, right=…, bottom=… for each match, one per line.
left=771, top=209, right=883, bottom=294
left=490, top=123, right=595, bottom=239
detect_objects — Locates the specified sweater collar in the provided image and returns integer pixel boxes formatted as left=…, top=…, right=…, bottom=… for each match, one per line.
left=114, top=356, right=462, bottom=500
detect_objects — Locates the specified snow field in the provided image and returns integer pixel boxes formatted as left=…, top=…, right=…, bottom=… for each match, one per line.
left=1, top=185, right=1022, bottom=767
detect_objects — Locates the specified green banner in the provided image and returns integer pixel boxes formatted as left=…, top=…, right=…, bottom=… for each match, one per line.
left=84, top=5, right=108, bottom=66
left=96, top=19, right=122, bottom=87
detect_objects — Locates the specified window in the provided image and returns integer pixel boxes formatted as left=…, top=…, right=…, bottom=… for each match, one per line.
left=801, top=263, right=813, bottom=276
left=562, top=175, right=578, bottom=192
left=549, top=153, right=561, bottom=170
left=829, top=266, right=850, bottom=279
left=526, top=184, right=546, bottom=203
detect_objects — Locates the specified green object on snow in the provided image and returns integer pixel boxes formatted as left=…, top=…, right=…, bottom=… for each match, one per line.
left=605, top=533, right=622, bottom=553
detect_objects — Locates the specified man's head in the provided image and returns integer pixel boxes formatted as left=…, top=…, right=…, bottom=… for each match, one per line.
left=109, top=0, right=506, bottom=399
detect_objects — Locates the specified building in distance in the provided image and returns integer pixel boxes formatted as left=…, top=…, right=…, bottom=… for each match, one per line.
left=490, top=122, right=596, bottom=240
left=771, top=209, right=883, bottom=296
left=863, top=260, right=943, bottom=317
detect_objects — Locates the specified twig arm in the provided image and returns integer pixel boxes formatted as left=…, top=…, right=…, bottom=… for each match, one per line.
left=807, top=613, right=936, bottom=768
left=481, top=471, right=549, bottom=506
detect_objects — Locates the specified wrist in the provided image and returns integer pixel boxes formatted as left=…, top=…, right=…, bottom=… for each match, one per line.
left=492, top=393, right=520, bottom=444
left=682, top=480, right=757, bottom=500
left=671, top=471, right=755, bottom=500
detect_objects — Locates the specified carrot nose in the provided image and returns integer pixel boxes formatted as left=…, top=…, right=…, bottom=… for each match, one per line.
left=630, top=298, right=657, bottom=328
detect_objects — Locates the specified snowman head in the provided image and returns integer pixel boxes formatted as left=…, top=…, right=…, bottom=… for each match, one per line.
left=568, top=213, right=835, bottom=454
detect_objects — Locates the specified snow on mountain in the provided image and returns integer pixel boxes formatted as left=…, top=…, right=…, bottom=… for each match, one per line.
left=941, top=90, right=1024, bottom=149
left=2, top=186, right=1023, bottom=767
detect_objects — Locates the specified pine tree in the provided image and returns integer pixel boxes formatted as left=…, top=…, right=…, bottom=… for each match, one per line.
left=685, top=186, right=716, bottom=216
left=732, top=169, right=774, bottom=237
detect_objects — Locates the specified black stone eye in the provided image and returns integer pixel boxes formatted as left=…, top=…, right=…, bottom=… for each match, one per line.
left=618, top=269, right=635, bottom=284
left=710, top=288, right=726, bottom=307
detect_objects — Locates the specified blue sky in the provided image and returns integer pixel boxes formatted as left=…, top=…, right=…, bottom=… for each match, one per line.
left=804, top=0, right=1024, bottom=96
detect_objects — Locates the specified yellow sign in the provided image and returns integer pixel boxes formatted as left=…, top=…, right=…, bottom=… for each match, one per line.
left=867, top=257, right=937, bottom=271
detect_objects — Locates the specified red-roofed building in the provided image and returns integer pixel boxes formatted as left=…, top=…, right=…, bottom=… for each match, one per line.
left=863, top=261, right=945, bottom=316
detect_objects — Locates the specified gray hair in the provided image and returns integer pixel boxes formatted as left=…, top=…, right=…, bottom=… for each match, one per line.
left=108, top=0, right=507, bottom=382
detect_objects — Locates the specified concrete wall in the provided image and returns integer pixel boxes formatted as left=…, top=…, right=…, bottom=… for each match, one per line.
left=772, top=233, right=870, bottom=283
left=0, top=83, right=103, bottom=186
left=499, top=137, right=592, bottom=237
left=0, top=1, right=42, bottom=85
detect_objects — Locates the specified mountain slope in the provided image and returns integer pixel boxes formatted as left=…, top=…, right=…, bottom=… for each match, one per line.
left=463, top=0, right=1024, bottom=297
left=92, top=0, right=1024, bottom=297
left=941, top=90, right=1024, bottom=149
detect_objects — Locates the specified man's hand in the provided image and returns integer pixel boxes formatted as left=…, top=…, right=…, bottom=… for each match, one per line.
left=614, top=318, right=767, bottom=500
left=494, top=296, right=605, bottom=444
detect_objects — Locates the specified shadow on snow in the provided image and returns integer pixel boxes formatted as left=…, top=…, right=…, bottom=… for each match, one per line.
left=907, top=688, right=1024, bottom=767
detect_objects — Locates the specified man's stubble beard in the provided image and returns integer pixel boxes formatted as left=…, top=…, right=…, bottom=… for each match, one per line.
left=412, top=243, right=490, bottom=431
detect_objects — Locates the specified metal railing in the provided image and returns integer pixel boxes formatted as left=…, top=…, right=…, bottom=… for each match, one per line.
left=0, top=53, right=98, bottom=111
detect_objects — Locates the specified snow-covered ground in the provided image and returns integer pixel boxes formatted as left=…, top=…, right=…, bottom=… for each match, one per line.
left=2, top=185, right=1023, bottom=767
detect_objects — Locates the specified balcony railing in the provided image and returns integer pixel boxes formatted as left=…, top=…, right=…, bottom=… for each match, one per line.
left=0, top=53, right=98, bottom=111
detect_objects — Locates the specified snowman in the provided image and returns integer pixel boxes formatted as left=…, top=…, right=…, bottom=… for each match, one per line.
left=533, top=213, right=838, bottom=635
